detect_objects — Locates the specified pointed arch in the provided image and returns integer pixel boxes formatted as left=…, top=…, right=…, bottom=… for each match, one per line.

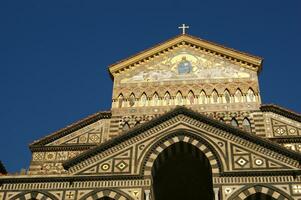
left=140, top=92, right=147, bottom=106
left=129, top=93, right=135, bottom=107
left=142, top=133, right=222, bottom=176
left=234, top=89, right=243, bottom=103
left=134, top=121, right=140, bottom=126
left=246, top=88, right=256, bottom=102
left=176, top=91, right=183, bottom=105
left=223, top=89, right=231, bottom=103
left=242, top=117, right=251, bottom=132
left=187, top=90, right=195, bottom=105
left=122, top=122, right=130, bottom=132
left=152, top=142, right=214, bottom=200
left=211, top=89, right=219, bottom=103
left=152, top=92, right=159, bottom=106
left=117, top=94, right=124, bottom=108
left=199, top=90, right=207, bottom=104
left=231, top=118, right=239, bottom=127
left=163, top=91, right=171, bottom=106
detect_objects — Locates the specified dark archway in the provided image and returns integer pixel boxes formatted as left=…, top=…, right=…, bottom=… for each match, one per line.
left=245, top=193, right=277, bottom=200
left=98, top=197, right=114, bottom=200
left=152, top=142, right=214, bottom=200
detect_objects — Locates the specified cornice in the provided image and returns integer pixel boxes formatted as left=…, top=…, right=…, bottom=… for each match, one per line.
left=261, top=104, right=301, bottom=123
left=29, top=111, right=111, bottom=149
left=0, top=170, right=300, bottom=184
left=108, top=34, right=263, bottom=78
left=270, top=137, right=301, bottom=144
left=30, top=144, right=96, bottom=152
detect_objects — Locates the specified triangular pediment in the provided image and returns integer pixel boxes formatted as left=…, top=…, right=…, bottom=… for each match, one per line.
left=29, top=111, right=111, bottom=151
left=109, top=34, right=263, bottom=80
left=63, top=107, right=301, bottom=176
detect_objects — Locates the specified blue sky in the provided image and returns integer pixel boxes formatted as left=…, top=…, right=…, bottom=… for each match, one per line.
left=0, top=0, right=300, bottom=172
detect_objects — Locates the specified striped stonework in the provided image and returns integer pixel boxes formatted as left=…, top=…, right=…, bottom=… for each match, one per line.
left=229, top=185, right=292, bottom=200
left=143, top=135, right=220, bottom=176
left=79, top=189, right=130, bottom=200
left=251, top=112, right=266, bottom=137
left=10, top=191, right=57, bottom=200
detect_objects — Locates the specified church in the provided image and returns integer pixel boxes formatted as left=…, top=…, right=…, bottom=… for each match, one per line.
left=1, top=26, right=301, bottom=200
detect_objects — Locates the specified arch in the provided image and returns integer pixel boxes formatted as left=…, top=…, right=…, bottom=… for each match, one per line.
left=79, top=189, right=132, bottom=200
left=234, top=89, right=243, bottom=103
left=199, top=90, right=207, bottom=104
left=163, top=91, right=171, bottom=106
left=117, top=94, right=124, bottom=108
left=152, top=142, right=214, bottom=200
left=228, top=185, right=293, bottom=200
left=211, top=89, right=219, bottom=103
left=175, top=91, right=183, bottom=105
left=246, top=88, right=256, bottom=102
left=129, top=93, right=135, bottom=107
left=223, top=89, right=231, bottom=103
left=152, top=92, right=159, bottom=106
left=143, top=134, right=221, bottom=177
left=122, top=122, right=130, bottom=132
left=140, top=93, right=147, bottom=106
left=10, top=191, right=58, bottom=200
left=187, top=90, right=195, bottom=105
left=242, top=117, right=251, bottom=132
left=231, top=118, right=239, bottom=127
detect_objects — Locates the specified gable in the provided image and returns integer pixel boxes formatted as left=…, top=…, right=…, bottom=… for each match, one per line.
left=63, top=107, right=301, bottom=177
left=109, top=34, right=263, bottom=79
left=118, top=47, right=256, bottom=84
left=29, top=111, right=111, bottom=150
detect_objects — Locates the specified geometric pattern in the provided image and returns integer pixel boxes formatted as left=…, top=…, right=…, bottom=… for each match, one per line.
left=71, top=111, right=301, bottom=177
left=231, top=144, right=292, bottom=170
left=228, top=185, right=293, bottom=200
left=79, top=147, right=132, bottom=175
left=271, top=118, right=301, bottom=137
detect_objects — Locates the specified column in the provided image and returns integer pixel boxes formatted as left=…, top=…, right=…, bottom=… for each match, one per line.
left=214, top=188, right=220, bottom=200
left=145, top=190, right=150, bottom=200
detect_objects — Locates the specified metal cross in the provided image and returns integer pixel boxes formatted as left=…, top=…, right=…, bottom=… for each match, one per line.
left=178, top=24, right=189, bottom=34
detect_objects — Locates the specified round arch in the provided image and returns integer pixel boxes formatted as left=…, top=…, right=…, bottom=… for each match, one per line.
left=79, top=189, right=133, bottom=200
left=10, top=191, right=58, bottom=200
left=228, top=185, right=293, bottom=200
left=141, top=132, right=222, bottom=176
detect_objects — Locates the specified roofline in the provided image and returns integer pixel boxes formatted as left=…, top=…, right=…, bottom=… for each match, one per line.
left=261, top=104, right=301, bottom=123
left=63, top=106, right=301, bottom=169
left=108, top=34, right=263, bottom=78
left=29, top=111, right=111, bottom=148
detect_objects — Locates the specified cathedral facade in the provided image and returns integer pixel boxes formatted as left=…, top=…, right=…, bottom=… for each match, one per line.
left=0, top=33, right=301, bottom=200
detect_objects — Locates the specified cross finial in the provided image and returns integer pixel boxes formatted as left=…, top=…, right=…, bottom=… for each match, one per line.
left=178, top=24, right=189, bottom=34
